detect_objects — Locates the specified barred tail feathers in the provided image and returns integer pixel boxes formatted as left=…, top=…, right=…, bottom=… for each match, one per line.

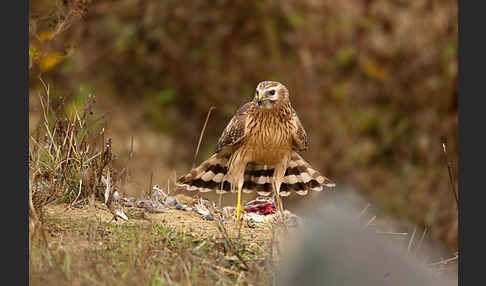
left=244, top=152, right=335, bottom=197
left=175, top=154, right=231, bottom=193
left=176, top=152, right=335, bottom=196
left=280, top=152, right=336, bottom=196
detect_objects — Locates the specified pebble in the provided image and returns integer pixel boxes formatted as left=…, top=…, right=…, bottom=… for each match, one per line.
left=149, top=201, right=168, bottom=213
left=72, top=203, right=85, bottom=209
left=114, top=209, right=128, bottom=221
left=203, top=214, right=214, bottom=221
left=164, top=196, right=178, bottom=206
left=121, top=201, right=134, bottom=207
left=123, top=196, right=136, bottom=202
left=176, top=203, right=189, bottom=211
left=151, top=186, right=166, bottom=202
left=136, top=199, right=153, bottom=208
left=247, top=220, right=258, bottom=228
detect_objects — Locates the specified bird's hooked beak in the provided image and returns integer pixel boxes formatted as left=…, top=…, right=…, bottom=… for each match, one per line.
left=257, top=92, right=263, bottom=106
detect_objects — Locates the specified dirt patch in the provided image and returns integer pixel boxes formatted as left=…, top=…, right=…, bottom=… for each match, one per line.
left=44, top=197, right=285, bottom=243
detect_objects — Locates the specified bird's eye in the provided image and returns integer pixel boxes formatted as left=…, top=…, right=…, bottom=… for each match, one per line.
left=269, top=90, right=275, bottom=95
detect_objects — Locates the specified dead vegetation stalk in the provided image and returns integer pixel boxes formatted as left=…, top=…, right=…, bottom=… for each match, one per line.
left=192, top=106, right=216, bottom=168
left=442, top=142, right=458, bottom=209
left=207, top=203, right=249, bottom=271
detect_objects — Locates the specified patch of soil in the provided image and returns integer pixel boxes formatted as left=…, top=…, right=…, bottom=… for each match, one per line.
left=44, top=197, right=285, bottom=242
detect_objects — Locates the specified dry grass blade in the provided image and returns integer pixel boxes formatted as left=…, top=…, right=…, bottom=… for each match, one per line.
left=357, top=203, right=371, bottom=219
left=364, top=215, right=376, bottom=228
left=414, top=227, right=428, bottom=258
left=148, top=171, right=153, bottom=198
left=29, top=179, right=39, bottom=223
left=192, top=106, right=216, bottom=168
left=29, top=78, right=121, bottom=215
left=407, top=226, right=417, bottom=255
left=129, top=135, right=134, bottom=158
left=69, top=179, right=83, bottom=208
left=427, top=254, right=459, bottom=266
left=193, top=256, right=240, bottom=276
left=375, top=231, right=408, bottom=236
left=178, top=256, right=192, bottom=286
left=102, top=171, right=111, bottom=205
left=206, top=203, right=249, bottom=271
left=442, top=142, right=458, bottom=209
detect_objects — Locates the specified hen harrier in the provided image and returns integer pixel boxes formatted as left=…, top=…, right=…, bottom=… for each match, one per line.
left=176, top=81, right=335, bottom=219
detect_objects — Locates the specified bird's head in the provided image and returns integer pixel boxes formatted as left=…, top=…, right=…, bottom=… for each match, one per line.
left=254, top=81, right=290, bottom=109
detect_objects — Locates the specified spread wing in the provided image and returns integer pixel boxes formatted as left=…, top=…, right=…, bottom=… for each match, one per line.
left=291, top=108, right=308, bottom=151
left=214, top=102, right=252, bottom=154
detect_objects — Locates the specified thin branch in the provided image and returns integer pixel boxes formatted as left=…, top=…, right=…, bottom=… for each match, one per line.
left=129, top=135, right=134, bottom=159
left=407, top=226, right=417, bottom=255
left=192, top=106, right=216, bottom=168
left=427, top=254, right=458, bottom=266
left=364, top=216, right=376, bottom=228
left=442, top=142, right=458, bottom=209
left=414, top=227, right=428, bottom=257
left=71, top=179, right=83, bottom=207
left=375, top=231, right=408, bottom=236
left=357, top=203, right=371, bottom=219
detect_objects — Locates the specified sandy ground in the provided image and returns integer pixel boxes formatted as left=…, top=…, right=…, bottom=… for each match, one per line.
left=44, top=196, right=284, bottom=243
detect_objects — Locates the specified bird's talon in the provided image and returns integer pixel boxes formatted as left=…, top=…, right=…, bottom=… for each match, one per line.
left=234, top=203, right=247, bottom=220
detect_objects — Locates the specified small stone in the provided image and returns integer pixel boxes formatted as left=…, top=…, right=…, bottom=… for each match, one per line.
left=123, top=196, right=136, bottom=202
left=121, top=201, right=134, bottom=207
left=136, top=199, right=153, bottom=208
left=114, top=209, right=128, bottom=221
left=176, top=203, right=188, bottom=210
left=203, top=214, right=214, bottom=221
left=164, top=196, right=178, bottom=206
left=112, top=191, right=120, bottom=203
left=151, top=185, right=167, bottom=202
left=149, top=201, right=168, bottom=213
left=247, top=219, right=258, bottom=228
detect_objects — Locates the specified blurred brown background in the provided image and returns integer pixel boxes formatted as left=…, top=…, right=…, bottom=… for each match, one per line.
left=29, top=0, right=457, bottom=250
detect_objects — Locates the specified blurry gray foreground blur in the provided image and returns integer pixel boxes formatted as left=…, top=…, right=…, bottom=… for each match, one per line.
left=278, top=190, right=456, bottom=286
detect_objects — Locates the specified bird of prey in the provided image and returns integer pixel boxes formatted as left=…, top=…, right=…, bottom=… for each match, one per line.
left=176, top=81, right=335, bottom=219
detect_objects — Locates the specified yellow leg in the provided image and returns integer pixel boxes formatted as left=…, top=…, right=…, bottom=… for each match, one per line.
left=234, top=185, right=246, bottom=220
left=274, top=191, right=285, bottom=215
left=275, top=193, right=283, bottom=212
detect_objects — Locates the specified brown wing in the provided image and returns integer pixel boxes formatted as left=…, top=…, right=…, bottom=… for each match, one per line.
left=214, top=102, right=252, bottom=154
left=291, top=108, right=308, bottom=151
